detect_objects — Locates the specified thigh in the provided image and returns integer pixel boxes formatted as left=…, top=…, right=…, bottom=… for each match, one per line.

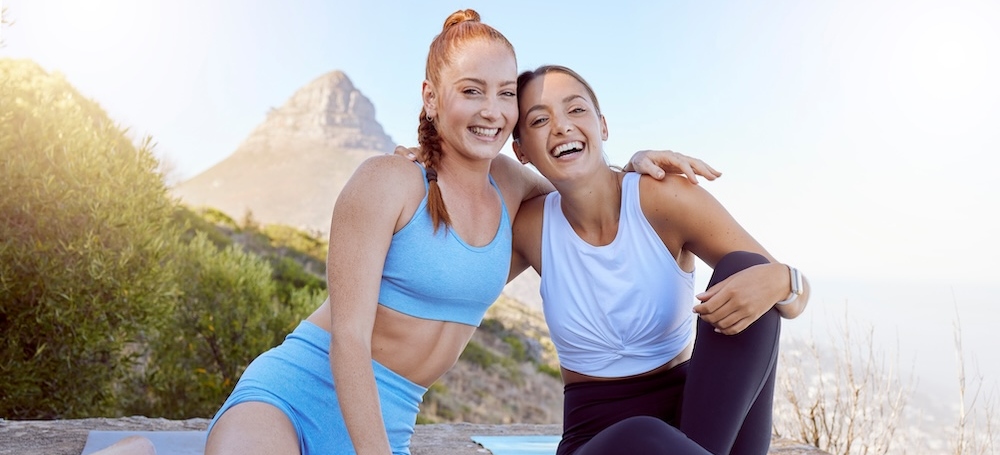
left=206, top=401, right=300, bottom=455
left=558, top=367, right=686, bottom=455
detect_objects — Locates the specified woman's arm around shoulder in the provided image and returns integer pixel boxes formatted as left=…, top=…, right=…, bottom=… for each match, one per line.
left=326, top=154, right=423, bottom=454
left=509, top=193, right=546, bottom=283
left=489, top=154, right=554, bottom=220
left=638, top=175, right=810, bottom=334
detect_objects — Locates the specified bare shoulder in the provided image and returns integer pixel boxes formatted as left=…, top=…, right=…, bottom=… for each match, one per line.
left=638, top=173, right=712, bottom=209
left=333, top=154, right=425, bottom=231
left=341, top=155, right=423, bottom=200
left=353, top=154, right=423, bottom=183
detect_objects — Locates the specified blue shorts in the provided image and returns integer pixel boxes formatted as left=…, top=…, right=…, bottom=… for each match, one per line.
left=208, top=320, right=427, bottom=455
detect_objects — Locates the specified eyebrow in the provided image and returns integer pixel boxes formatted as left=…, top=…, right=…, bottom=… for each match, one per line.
left=525, top=94, right=587, bottom=116
left=455, top=77, right=517, bottom=87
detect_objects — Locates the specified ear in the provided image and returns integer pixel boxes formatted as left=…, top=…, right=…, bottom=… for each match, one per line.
left=422, top=80, right=437, bottom=119
left=600, top=114, right=609, bottom=141
left=512, top=140, right=530, bottom=164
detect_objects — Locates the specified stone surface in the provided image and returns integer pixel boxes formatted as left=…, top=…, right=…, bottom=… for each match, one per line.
left=0, top=417, right=828, bottom=455
left=171, top=70, right=394, bottom=235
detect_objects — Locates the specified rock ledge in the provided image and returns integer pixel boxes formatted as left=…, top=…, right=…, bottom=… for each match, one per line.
left=0, top=417, right=827, bottom=454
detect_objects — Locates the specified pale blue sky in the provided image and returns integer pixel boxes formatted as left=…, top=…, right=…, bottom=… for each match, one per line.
left=3, top=0, right=999, bottom=287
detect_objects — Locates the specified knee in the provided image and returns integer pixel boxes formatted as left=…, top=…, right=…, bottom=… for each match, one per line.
left=718, top=251, right=769, bottom=271
left=710, top=251, right=769, bottom=285
left=603, top=416, right=681, bottom=447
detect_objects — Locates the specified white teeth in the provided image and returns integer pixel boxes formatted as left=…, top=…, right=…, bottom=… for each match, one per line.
left=551, top=141, right=584, bottom=157
left=471, top=127, right=499, bottom=136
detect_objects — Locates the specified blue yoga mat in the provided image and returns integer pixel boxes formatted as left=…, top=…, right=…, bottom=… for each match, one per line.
left=471, top=435, right=561, bottom=455
left=81, top=430, right=207, bottom=455
left=83, top=430, right=558, bottom=454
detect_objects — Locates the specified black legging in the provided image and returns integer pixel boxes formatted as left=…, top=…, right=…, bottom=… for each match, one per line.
left=559, top=251, right=782, bottom=455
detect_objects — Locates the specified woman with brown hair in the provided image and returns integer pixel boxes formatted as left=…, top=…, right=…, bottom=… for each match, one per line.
left=510, top=65, right=810, bottom=455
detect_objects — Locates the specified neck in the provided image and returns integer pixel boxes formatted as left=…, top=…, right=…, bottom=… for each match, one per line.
left=556, top=168, right=624, bottom=243
left=435, top=151, right=495, bottom=195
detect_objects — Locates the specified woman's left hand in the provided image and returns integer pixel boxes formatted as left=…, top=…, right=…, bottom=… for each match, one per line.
left=626, top=149, right=722, bottom=184
left=394, top=145, right=422, bottom=162
left=691, top=263, right=786, bottom=335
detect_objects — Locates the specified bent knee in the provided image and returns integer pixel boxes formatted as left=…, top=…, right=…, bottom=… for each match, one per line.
left=206, top=402, right=300, bottom=455
left=717, top=251, right=769, bottom=271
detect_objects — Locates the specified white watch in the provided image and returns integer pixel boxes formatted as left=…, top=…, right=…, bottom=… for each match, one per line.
left=776, top=265, right=802, bottom=305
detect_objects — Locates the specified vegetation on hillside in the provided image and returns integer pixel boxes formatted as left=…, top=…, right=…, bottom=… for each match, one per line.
left=0, top=59, right=325, bottom=419
left=773, top=309, right=998, bottom=455
left=1, top=58, right=180, bottom=418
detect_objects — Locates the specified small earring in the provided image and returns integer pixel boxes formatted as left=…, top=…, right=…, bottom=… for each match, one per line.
left=426, top=115, right=434, bottom=122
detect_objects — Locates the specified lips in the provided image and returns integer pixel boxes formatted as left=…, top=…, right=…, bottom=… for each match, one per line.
left=551, top=141, right=584, bottom=158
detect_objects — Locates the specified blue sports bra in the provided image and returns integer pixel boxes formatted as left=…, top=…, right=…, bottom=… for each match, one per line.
left=376, top=163, right=512, bottom=326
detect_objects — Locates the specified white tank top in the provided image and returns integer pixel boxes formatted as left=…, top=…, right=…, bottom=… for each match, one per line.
left=540, top=173, right=695, bottom=377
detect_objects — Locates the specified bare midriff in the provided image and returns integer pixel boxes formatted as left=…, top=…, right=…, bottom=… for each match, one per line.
left=560, top=342, right=694, bottom=385
left=306, top=301, right=476, bottom=388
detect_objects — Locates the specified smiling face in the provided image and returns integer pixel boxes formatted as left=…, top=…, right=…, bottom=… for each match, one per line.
left=422, top=39, right=518, bottom=164
left=513, top=70, right=609, bottom=182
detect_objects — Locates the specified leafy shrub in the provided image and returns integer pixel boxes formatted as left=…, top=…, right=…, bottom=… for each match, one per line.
left=536, top=363, right=561, bottom=380
left=0, top=59, right=179, bottom=418
left=460, top=341, right=502, bottom=369
left=132, top=233, right=321, bottom=418
left=262, top=224, right=328, bottom=263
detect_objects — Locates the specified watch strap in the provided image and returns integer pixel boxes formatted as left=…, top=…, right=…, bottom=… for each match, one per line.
left=776, top=265, right=802, bottom=305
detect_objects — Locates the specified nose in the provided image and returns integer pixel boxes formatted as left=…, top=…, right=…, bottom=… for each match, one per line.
left=480, top=97, right=500, bottom=120
left=551, top=113, right=572, bottom=135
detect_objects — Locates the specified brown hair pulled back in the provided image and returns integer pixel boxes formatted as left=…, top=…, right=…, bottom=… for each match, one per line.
left=418, top=9, right=515, bottom=232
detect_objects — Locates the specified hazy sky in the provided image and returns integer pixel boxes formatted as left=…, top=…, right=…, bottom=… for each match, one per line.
left=3, top=0, right=999, bottom=287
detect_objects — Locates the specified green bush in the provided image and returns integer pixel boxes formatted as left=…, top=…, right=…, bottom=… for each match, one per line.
left=173, top=206, right=235, bottom=249
left=0, top=59, right=180, bottom=418
left=459, top=341, right=501, bottom=369
left=133, top=233, right=321, bottom=418
left=262, top=224, right=328, bottom=263
left=503, top=335, right=528, bottom=363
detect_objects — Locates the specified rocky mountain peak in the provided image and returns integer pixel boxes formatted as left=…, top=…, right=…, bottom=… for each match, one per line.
left=172, top=70, right=394, bottom=235
left=246, top=70, right=393, bottom=152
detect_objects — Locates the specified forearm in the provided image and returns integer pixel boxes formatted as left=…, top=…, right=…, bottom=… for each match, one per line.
left=330, top=340, right=391, bottom=454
